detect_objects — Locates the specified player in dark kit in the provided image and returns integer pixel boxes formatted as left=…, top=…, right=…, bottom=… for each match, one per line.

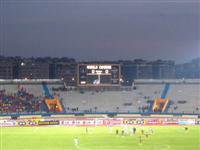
left=145, top=132, right=149, bottom=138
left=184, top=127, right=188, bottom=131
left=86, top=127, right=88, bottom=134
left=116, top=129, right=119, bottom=135
left=133, top=127, right=136, bottom=135
left=121, top=129, right=124, bottom=136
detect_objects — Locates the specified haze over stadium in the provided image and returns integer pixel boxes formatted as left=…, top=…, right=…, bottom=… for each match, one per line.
left=0, top=1, right=200, bottom=150
left=0, top=0, right=199, bottom=63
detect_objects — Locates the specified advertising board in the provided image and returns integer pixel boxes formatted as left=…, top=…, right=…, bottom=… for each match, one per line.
left=178, top=119, right=195, bottom=125
left=1, top=117, right=199, bottom=127
left=38, top=120, right=59, bottom=126
left=0, top=120, right=16, bottom=127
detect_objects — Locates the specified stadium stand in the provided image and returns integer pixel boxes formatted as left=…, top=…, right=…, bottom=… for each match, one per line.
left=0, top=79, right=199, bottom=115
left=168, top=83, right=200, bottom=114
left=0, top=87, right=45, bottom=114
left=0, top=80, right=61, bottom=115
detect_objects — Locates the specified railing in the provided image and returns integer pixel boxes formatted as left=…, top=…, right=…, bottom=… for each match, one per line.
left=0, top=111, right=199, bottom=117
left=0, top=79, right=62, bottom=84
left=42, top=83, right=53, bottom=99
left=161, top=83, right=170, bottom=99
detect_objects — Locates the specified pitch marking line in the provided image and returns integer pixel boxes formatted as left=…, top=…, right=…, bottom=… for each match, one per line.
left=76, top=143, right=171, bottom=150
left=33, top=127, right=39, bottom=133
left=161, top=144, right=171, bottom=150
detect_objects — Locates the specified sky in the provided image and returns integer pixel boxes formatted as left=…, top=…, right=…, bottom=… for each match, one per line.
left=0, top=0, right=200, bottom=63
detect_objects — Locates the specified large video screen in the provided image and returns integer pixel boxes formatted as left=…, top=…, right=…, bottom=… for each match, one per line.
left=78, top=64, right=120, bottom=86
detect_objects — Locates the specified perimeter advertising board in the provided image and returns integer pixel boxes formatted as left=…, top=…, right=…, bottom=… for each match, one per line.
left=59, top=118, right=122, bottom=126
left=178, top=119, right=195, bottom=125
left=0, top=120, right=16, bottom=127
left=1, top=118, right=199, bottom=127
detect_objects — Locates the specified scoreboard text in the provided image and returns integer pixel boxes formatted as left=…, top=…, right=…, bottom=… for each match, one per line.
left=78, top=64, right=121, bottom=86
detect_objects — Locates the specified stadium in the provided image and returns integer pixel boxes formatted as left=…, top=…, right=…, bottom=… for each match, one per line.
left=0, top=63, right=199, bottom=150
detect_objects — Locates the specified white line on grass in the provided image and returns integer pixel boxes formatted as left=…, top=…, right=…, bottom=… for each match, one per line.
left=76, top=145, right=139, bottom=150
left=161, top=144, right=171, bottom=150
left=149, top=143, right=171, bottom=150
left=33, top=127, right=39, bottom=133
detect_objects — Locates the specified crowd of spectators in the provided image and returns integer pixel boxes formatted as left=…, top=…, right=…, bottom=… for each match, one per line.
left=0, top=87, right=46, bottom=114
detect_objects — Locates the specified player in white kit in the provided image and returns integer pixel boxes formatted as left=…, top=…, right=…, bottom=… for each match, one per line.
left=74, top=137, right=78, bottom=146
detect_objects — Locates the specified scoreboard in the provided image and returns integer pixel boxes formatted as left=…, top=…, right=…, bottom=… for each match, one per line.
left=78, top=64, right=121, bottom=86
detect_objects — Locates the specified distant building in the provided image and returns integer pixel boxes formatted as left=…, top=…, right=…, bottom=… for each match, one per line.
left=152, top=60, right=175, bottom=79
left=121, top=59, right=153, bottom=85
left=18, top=60, right=49, bottom=79
left=176, top=58, right=200, bottom=79
left=0, top=56, right=199, bottom=83
left=136, top=63, right=153, bottom=79
left=0, top=60, right=13, bottom=79
left=49, top=62, right=77, bottom=86
left=121, top=59, right=175, bottom=85
left=121, top=62, right=137, bottom=85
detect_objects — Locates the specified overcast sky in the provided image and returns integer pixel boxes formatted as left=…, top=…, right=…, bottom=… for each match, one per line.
left=0, top=0, right=199, bottom=63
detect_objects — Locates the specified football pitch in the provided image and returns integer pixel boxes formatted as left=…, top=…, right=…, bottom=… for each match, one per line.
left=0, top=126, right=199, bottom=150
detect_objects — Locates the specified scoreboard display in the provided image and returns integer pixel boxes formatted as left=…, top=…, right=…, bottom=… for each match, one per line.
left=78, top=64, right=121, bottom=86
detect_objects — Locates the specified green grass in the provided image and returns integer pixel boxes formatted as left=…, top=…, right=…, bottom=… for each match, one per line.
left=0, top=126, right=199, bottom=150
